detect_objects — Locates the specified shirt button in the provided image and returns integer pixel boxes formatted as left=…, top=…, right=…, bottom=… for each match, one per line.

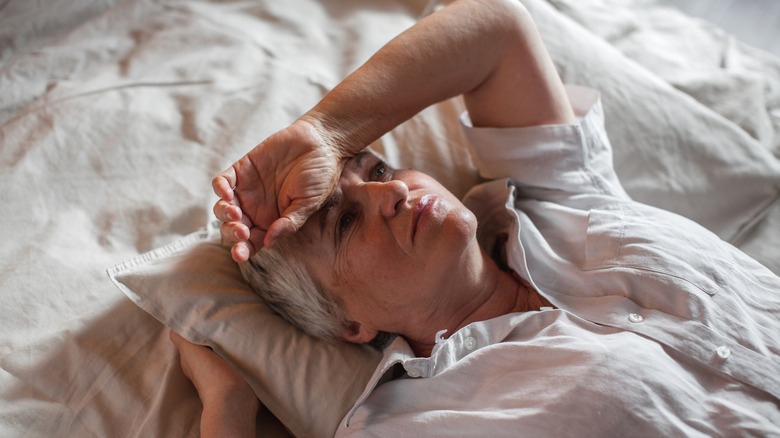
left=628, top=313, right=643, bottom=323
left=716, top=346, right=731, bottom=360
left=464, top=336, right=477, bottom=351
left=407, top=368, right=422, bottom=378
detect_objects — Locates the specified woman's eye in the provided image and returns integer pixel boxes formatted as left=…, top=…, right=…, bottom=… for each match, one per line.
left=338, top=211, right=355, bottom=235
left=372, top=161, right=386, bottom=180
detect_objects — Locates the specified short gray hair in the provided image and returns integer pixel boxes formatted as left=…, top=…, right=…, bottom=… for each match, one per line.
left=239, top=235, right=349, bottom=342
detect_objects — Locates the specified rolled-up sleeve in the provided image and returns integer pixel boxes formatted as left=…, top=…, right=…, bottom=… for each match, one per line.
left=460, top=85, right=629, bottom=200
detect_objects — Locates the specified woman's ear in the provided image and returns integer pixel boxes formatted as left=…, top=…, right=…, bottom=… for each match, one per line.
left=341, top=320, right=378, bottom=344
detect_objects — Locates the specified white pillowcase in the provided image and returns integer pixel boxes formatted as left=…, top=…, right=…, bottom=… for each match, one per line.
left=108, top=224, right=381, bottom=438
left=522, top=0, right=780, bottom=244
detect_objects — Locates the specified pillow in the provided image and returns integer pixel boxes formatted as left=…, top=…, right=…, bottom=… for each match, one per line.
left=107, top=222, right=381, bottom=438
left=521, top=0, right=780, bottom=244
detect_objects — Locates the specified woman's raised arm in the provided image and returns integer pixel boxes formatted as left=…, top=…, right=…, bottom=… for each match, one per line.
left=307, top=0, right=574, bottom=143
left=215, top=0, right=573, bottom=262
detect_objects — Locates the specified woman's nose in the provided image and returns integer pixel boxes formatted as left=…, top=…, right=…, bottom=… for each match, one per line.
left=363, top=180, right=409, bottom=218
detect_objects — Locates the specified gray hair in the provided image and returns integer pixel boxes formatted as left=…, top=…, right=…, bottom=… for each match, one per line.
left=239, top=235, right=349, bottom=342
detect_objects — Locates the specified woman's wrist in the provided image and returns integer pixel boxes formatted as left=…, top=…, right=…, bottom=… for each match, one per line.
left=201, top=382, right=260, bottom=415
left=298, top=107, right=378, bottom=162
left=198, top=384, right=260, bottom=438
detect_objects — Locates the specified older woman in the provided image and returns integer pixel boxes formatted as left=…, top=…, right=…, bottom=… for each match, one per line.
left=175, top=0, right=780, bottom=436
left=213, top=0, right=569, bottom=356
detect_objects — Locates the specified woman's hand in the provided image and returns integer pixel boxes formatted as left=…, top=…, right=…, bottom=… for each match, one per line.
left=213, top=117, right=344, bottom=263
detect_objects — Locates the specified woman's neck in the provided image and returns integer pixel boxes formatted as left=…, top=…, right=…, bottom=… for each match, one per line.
left=407, top=250, right=539, bottom=357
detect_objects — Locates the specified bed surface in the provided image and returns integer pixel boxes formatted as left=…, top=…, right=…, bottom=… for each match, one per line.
left=1, top=0, right=779, bottom=436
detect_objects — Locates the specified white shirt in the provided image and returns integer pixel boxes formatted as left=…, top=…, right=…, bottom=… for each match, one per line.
left=335, top=86, right=780, bottom=437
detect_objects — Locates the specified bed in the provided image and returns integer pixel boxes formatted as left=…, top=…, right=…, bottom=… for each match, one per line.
left=1, top=0, right=779, bottom=436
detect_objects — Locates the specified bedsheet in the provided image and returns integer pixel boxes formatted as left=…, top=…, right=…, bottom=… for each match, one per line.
left=1, top=0, right=779, bottom=436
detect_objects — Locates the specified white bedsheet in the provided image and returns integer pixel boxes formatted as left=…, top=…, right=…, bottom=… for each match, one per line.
left=1, top=0, right=779, bottom=436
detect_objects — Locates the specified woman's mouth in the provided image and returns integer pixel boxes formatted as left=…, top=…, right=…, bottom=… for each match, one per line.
left=412, top=195, right=433, bottom=242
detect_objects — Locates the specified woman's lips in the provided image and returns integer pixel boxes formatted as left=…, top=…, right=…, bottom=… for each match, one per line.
left=412, top=195, right=433, bottom=242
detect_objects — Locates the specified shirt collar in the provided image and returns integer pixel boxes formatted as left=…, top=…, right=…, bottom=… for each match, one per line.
left=341, top=336, right=416, bottom=428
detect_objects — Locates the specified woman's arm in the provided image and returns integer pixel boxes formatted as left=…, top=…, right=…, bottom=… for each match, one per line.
left=306, top=0, right=574, bottom=149
left=170, top=331, right=259, bottom=438
left=215, top=0, right=573, bottom=262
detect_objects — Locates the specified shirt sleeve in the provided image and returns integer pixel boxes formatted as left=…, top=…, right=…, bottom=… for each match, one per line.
left=460, top=85, right=629, bottom=199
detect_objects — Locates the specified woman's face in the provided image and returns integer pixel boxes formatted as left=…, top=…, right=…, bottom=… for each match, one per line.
left=298, top=151, right=482, bottom=343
